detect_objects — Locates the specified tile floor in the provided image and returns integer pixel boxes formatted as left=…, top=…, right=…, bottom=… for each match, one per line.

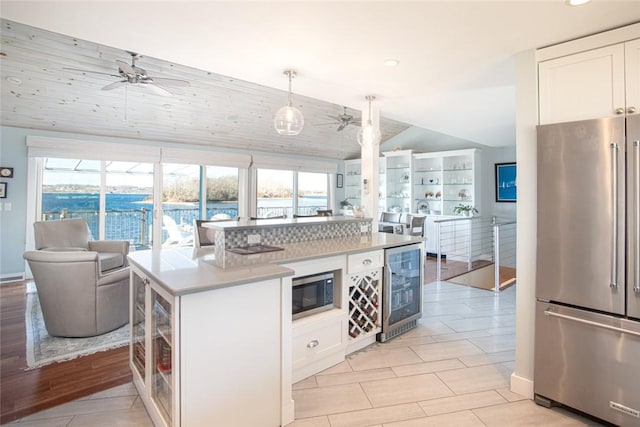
left=8, top=282, right=605, bottom=426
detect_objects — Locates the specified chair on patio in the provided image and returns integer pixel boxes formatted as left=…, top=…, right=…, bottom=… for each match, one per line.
left=24, top=218, right=130, bottom=337
left=162, top=215, right=193, bottom=247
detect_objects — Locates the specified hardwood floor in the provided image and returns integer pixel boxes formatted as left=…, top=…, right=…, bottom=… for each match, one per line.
left=0, top=281, right=131, bottom=424
left=423, top=255, right=493, bottom=284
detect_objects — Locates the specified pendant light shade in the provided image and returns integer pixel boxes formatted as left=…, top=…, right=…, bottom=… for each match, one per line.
left=274, top=70, right=304, bottom=136
left=357, top=95, right=381, bottom=146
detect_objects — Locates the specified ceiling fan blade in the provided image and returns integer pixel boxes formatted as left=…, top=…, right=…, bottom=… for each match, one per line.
left=337, top=122, right=347, bottom=132
left=149, top=77, right=191, bottom=87
left=63, top=67, right=121, bottom=78
left=145, top=83, right=184, bottom=96
left=352, top=119, right=362, bottom=127
left=101, top=81, right=127, bottom=91
left=116, top=60, right=135, bottom=75
left=313, top=122, right=339, bottom=126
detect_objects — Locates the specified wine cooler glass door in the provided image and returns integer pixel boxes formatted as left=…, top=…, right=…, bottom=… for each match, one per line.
left=381, top=244, right=423, bottom=341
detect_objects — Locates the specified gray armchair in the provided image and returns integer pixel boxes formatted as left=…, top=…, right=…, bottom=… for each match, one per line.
left=24, top=218, right=130, bottom=337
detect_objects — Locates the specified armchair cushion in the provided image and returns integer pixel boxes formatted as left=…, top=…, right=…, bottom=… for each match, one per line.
left=34, top=218, right=91, bottom=250
left=33, top=219, right=129, bottom=273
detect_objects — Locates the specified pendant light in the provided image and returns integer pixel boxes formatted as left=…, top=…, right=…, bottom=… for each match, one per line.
left=274, top=69, right=304, bottom=136
left=357, top=95, right=381, bottom=146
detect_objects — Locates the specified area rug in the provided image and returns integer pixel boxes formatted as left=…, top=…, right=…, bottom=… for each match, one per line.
left=25, top=283, right=129, bottom=370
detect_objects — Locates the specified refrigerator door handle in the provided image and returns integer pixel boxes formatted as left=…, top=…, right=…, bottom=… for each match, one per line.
left=635, top=140, right=640, bottom=293
left=610, top=142, right=619, bottom=289
left=544, top=308, right=640, bottom=338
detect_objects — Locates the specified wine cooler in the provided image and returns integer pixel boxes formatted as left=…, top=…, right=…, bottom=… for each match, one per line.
left=378, top=243, right=423, bottom=342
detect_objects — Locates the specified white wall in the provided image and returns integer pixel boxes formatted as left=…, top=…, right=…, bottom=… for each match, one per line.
left=480, top=146, right=517, bottom=220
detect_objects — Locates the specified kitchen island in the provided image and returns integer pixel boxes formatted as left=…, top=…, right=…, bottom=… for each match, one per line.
left=128, top=217, right=424, bottom=427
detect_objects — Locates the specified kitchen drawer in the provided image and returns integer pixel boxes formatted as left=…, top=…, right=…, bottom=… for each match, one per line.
left=348, top=250, right=383, bottom=274
left=292, top=313, right=345, bottom=379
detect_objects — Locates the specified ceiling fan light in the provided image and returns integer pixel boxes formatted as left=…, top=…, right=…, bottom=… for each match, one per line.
left=274, top=69, right=304, bottom=136
left=274, top=105, right=304, bottom=135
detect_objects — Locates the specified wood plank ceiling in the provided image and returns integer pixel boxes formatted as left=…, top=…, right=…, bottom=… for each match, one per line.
left=0, top=19, right=411, bottom=161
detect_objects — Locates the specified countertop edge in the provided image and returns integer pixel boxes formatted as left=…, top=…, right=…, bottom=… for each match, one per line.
left=128, top=233, right=424, bottom=296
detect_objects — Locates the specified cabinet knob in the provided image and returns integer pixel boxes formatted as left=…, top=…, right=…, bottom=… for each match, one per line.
left=307, top=340, right=319, bottom=348
left=629, top=106, right=637, bottom=114
left=615, top=107, right=625, bottom=115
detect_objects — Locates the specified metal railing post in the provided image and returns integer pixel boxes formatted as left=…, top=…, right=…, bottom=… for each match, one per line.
left=467, top=218, right=472, bottom=270
left=493, top=222, right=500, bottom=293
left=141, top=207, right=147, bottom=247
left=436, top=221, right=442, bottom=282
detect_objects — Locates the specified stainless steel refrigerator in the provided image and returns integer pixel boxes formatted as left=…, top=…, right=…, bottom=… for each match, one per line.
left=535, top=115, right=640, bottom=426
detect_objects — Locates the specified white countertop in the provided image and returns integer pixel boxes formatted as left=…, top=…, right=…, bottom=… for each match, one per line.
left=128, top=232, right=423, bottom=296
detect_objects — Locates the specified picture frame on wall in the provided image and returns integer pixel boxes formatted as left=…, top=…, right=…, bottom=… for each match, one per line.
left=495, top=162, right=516, bottom=202
left=0, top=182, right=6, bottom=199
left=336, top=173, right=343, bottom=188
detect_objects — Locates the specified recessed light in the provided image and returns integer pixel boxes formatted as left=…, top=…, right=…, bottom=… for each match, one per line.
left=6, top=76, right=22, bottom=85
left=162, top=104, right=172, bottom=110
left=565, top=0, right=591, bottom=6
left=383, top=59, right=400, bottom=67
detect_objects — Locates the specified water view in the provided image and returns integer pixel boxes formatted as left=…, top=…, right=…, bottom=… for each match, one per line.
left=42, top=193, right=328, bottom=247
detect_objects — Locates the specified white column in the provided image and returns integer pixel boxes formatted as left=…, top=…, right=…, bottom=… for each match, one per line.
left=360, top=99, right=380, bottom=229
left=512, top=49, right=538, bottom=399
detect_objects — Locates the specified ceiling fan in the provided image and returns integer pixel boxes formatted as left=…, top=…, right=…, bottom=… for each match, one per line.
left=316, top=107, right=361, bottom=132
left=64, top=51, right=191, bottom=96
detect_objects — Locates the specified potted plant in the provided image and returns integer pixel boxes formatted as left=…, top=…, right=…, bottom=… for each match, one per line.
left=453, top=204, right=478, bottom=216
left=340, top=199, right=352, bottom=209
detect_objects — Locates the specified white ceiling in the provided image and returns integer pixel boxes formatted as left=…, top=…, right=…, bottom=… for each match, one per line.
left=2, top=1, right=639, bottom=158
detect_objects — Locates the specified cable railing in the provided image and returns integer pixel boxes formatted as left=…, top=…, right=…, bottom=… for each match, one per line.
left=41, top=205, right=326, bottom=248
left=431, top=216, right=516, bottom=292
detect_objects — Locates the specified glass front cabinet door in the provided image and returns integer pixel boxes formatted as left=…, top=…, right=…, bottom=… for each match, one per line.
left=130, top=266, right=178, bottom=427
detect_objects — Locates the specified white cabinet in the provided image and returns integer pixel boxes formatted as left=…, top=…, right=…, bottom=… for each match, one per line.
left=383, top=150, right=413, bottom=214
left=344, top=159, right=362, bottom=209
left=130, top=269, right=178, bottom=427
left=130, top=265, right=285, bottom=427
left=539, top=39, right=639, bottom=124
left=413, top=149, right=479, bottom=216
left=292, top=309, right=346, bottom=382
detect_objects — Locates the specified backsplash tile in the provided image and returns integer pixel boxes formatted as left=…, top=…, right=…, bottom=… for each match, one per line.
left=213, top=219, right=372, bottom=267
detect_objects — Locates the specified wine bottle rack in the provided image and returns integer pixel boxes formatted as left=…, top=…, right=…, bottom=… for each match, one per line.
left=347, top=269, right=381, bottom=340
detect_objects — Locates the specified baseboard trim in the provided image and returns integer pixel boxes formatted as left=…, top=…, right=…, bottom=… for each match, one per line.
left=510, top=372, right=534, bottom=399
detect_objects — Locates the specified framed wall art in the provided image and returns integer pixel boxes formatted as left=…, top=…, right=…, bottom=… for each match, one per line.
left=0, top=182, right=6, bottom=199
left=495, top=162, right=516, bottom=202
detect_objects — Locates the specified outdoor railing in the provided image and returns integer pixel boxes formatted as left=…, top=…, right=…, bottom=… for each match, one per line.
left=42, top=204, right=326, bottom=248
left=433, top=216, right=516, bottom=292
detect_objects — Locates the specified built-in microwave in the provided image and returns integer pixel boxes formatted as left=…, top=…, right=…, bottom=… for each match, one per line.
left=292, top=271, right=335, bottom=320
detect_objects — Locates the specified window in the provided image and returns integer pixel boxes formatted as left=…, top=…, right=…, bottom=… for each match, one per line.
left=40, top=158, right=155, bottom=248
left=205, top=166, right=239, bottom=220
left=105, top=161, right=154, bottom=248
left=257, top=168, right=293, bottom=218
left=297, top=172, right=328, bottom=215
left=41, top=158, right=101, bottom=235
left=161, top=163, right=200, bottom=247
